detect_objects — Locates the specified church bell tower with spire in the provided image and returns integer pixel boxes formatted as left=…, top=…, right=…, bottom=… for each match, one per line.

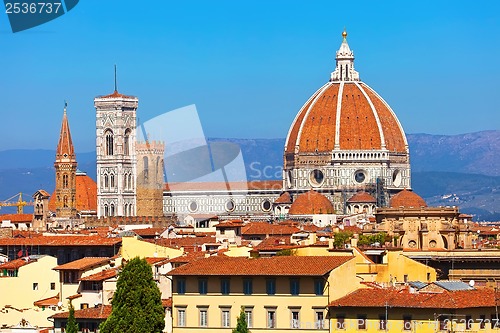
left=54, top=102, right=78, bottom=218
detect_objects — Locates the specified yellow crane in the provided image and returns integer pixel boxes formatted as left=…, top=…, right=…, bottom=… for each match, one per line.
left=0, top=193, right=33, bottom=214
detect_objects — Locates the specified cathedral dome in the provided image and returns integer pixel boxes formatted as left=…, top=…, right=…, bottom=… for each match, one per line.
left=389, top=189, right=427, bottom=208
left=49, top=171, right=97, bottom=214
left=347, top=191, right=376, bottom=204
left=285, top=32, right=407, bottom=155
left=288, top=190, right=334, bottom=215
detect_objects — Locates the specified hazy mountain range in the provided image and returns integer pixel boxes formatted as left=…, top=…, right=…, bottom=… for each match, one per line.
left=0, top=130, right=498, bottom=221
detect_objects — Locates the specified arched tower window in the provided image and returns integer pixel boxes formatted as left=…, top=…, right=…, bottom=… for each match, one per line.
left=63, top=174, right=68, bottom=188
left=104, top=204, right=109, bottom=217
left=124, top=203, right=128, bottom=217
left=110, top=204, right=115, bottom=216
left=124, top=129, right=131, bottom=156
left=123, top=173, right=128, bottom=190
left=104, top=174, right=109, bottom=188
left=105, top=129, right=114, bottom=156
left=156, top=157, right=161, bottom=183
left=63, top=196, right=68, bottom=208
left=110, top=174, right=115, bottom=188
left=143, top=156, right=149, bottom=181
left=128, top=174, right=133, bottom=189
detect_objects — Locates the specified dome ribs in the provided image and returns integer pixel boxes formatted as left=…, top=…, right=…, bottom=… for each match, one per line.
left=362, top=84, right=407, bottom=153
left=298, top=83, right=339, bottom=153
left=339, top=83, right=381, bottom=150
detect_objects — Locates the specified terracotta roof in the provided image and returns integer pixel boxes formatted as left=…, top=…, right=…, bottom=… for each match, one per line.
left=168, top=251, right=207, bottom=264
left=79, top=268, right=118, bottom=281
left=0, top=214, right=32, bottom=223
left=165, top=180, right=282, bottom=192
left=34, top=189, right=51, bottom=197
left=0, top=258, right=35, bottom=270
left=52, top=305, right=112, bottom=319
left=347, top=191, right=376, bottom=203
left=130, top=227, right=167, bottom=237
left=288, top=190, right=334, bottom=215
left=252, top=236, right=299, bottom=252
left=54, top=257, right=110, bottom=271
left=242, top=222, right=299, bottom=236
left=275, top=192, right=292, bottom=204
left=0, top=235, right=121, bottom=247
left=153, top=236, right=216, bottom=249
left=96, top=90, right=136, bottom=99
left=216, top=220, right=245, bottom=228
left=330, top=287, right=497, bottom=309
left=390, top=189, right=427, bottom=208
left=169, top=255, right=353, bottom=276
left=34, top=295, right=59, bottom=307
left=285, top=82, right=407, bottom=154
left=145, top=257, right=170, bottom=266
left=48, top=173, right=97, bottom=212
left=67, top=294, right=82, bottom=300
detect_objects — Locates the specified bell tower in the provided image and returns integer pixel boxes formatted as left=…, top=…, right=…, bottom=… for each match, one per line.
left=54, top=103, right=78, bottom=218
left=94, top=72, right=138, bottom=218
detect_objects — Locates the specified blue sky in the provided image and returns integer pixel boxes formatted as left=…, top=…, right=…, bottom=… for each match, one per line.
left=0, top=0, right=499, bottom=153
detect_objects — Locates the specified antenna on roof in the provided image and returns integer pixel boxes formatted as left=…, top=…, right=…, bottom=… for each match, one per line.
left=114, top=64, right=117, bottom=92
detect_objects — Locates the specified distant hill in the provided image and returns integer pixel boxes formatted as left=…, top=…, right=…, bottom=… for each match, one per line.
left=0, top=130, right=498, bottom=220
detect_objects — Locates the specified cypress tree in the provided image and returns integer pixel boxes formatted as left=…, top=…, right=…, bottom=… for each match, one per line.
left=232, top=307, right=251, bottom=333
left=100, top=257, right=165, bottom=333
left=65, top=302, right=78, bottom=333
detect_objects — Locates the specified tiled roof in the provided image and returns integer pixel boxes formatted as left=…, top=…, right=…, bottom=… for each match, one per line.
left=165, top=180, right=282, bottom=192
left=285, top=82, right=407, bottom=154
left=152, top=236, right=216, bottom=249
left=52, top=305, right=112, bottom=319
left=169, top=255, right=353, bottom=276
left=252, top=236, right=299, bottom=252
left=55, top=110, right=75, bottom=160
left=96, top=90, right=136, bottom=99
left=0, top=258, right=35, bottom=270
left=347, top=191, right=376, bottom=203
left=242, top=222, right=299, bottom=236
left=130, top=227, right=167, bottom=237
left=390, top=189, right=427, bottom=208
left=0, top=214, right=33, bottom=223
left=145, top=257, right=170, bottom=266
left=48, top=173, right=97, bottom=212
left=288, top=190, right=334, bottom=215
left=168, top=251, right=207, bottom=264
left=0, top=235, right=121, bottom=247
left=275, top=192, right=292, bottom=204
left=79, top=268, right=118, bottom=281
left=216, top=220, right=245, bottom=228
left=330, top=287, right=497, bottom=309
left=34, top=295, right=59, bottom=307
left=54, top=257, right=110, bottom=271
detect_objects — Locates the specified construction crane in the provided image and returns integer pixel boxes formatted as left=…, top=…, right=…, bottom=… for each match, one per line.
left=0, top=193, right=34, bottom=214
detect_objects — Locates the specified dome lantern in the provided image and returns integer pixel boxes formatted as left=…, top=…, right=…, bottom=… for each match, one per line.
left=330, top=30, right=360, bottom=82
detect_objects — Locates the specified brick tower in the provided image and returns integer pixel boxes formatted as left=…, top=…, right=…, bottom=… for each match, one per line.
left=136, top=140, right=165, bottom=216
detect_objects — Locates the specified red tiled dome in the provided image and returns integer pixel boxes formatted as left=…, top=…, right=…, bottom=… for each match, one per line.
left=390, top=189, right=427, bottom=208
left=288, top=190, right=334, bottom=215
left=347, top=191, right=376, bottom=203
left=285, top=81, right=407, bottom=154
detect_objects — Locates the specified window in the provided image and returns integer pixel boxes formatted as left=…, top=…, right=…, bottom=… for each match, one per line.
left=245, top=308, right=253, bottom=328
left=267, top=309, right=276, bottom=328
left=63, top=271, right=78, bottom=284
left=315, top=311, right=325, bottom=329
left=177, top=308, right=186, bottom=327
left=220, top=278, right=230, bottom=295
left=314, top=279, right=325, bottom=295
left=143, top=156, right=149, bottom=181
left=199, top=309, right=208, bottom=327
left=290, top=278, right=300, bottom=295
left=403, top=315, right=412, bottom=331
left=336, top=315, right=345, bottom=330
left=124, top=129, right=131, bottom=155
left=243, top=278, right=253, bottom=295
left=221, top=309, right=230, bottom=327
left=379, top=315, right=387, bottom=330
left=50, top=282, right=56, bottom=290
left=110, top=174, right=115, bottom=188
left=33, top=282, right=38, bottom=290
left=80, top=303, right=89, bottom=309
left=177, top=278, right=186, bottom=294
left=291, top=310, right=300, bottom=328
left=104, top=174, right=109, bottom=188
left=266, top=278, right=276, bottom=295
left=63, top=174, right=68, bottom=188
left=105, top=130, right=114, bottom=155
left=357, top=315, right=367, bottom=330
left=198, top=278, right=208, bottom=294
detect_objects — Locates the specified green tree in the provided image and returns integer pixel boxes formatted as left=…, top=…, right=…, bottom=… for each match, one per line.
left=65, top=302, right=78, bottom=333
left=232, top=307, right=251, bottom=333
left=99, top=257, right=165, bottom=333
left=333, top=231, right=353, bottom=248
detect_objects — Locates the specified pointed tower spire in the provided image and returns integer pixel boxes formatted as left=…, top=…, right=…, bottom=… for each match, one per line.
left=330, top=30, right=360, bottom=82
left=56, top=101, right=76, bottom=161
